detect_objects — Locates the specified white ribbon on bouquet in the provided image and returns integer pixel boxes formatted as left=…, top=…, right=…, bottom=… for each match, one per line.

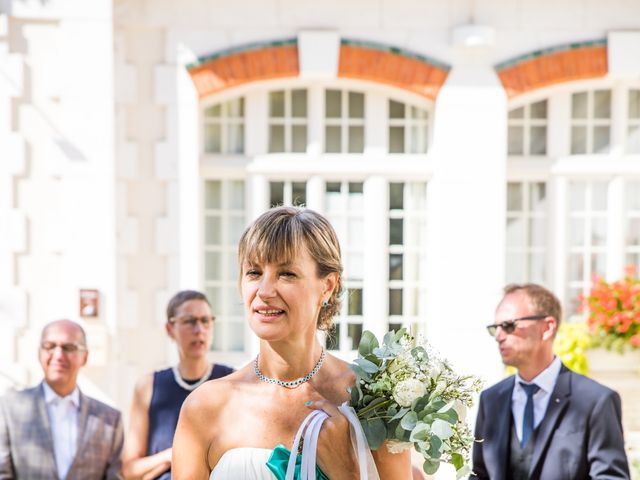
left=285, top=402, right=380, bottom=480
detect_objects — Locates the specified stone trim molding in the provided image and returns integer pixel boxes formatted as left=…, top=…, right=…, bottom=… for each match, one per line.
left=496, top=39, right=608, bottom=98
left=187, top=38, right=450, bottom=101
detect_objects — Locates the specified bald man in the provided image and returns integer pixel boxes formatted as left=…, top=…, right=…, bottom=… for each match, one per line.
left=0, top=320, right=124, bottom=479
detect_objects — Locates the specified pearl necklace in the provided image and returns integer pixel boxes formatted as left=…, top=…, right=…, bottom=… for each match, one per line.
left=171, top=363, right=213, bottom=391
left=254, top=348, right=326, bottom=389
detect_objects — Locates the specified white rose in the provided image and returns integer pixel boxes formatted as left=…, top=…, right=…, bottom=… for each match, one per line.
left=392, top=378, right=427, bottom=407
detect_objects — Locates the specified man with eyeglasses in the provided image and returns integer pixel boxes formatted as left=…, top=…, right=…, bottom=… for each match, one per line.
left=0, top=319, right=124, bottom=479
left=471, top=283, right=630, bottom=480
left=122, top=290, right=233, bottom=480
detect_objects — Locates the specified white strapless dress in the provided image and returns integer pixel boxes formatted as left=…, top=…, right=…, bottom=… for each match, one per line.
left=209, top=448, right=278, bottom=480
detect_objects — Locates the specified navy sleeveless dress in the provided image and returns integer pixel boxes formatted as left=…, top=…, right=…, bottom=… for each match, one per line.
left=148, top=364, right=234, bottom=480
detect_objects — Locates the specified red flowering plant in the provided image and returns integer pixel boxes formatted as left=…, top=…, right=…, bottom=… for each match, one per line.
left=583, top=265, right=640, bottom=352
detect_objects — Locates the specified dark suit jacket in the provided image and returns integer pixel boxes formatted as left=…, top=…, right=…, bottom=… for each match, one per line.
left=0, top=383, right=123, bottom=480
left=471, top=364, right=630, bottom=479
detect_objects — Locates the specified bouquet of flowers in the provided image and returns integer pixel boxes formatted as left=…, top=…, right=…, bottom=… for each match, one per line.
left=583, top=265, right=640, bottom=352
left=349, top=328, right=482, bottom=478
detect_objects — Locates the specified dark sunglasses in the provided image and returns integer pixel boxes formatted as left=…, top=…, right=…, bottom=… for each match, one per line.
left=486, top=315, right=547, bottom=336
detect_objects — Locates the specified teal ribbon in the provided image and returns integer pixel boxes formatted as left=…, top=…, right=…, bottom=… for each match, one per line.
left=266, top=444, right=329, bottom=480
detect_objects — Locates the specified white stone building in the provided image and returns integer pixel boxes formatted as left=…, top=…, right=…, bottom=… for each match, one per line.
left=1, top=0, right=639, bottom=456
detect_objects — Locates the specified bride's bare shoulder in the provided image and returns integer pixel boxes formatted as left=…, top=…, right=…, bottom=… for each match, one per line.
left=182, top=366, right=252, bottom=414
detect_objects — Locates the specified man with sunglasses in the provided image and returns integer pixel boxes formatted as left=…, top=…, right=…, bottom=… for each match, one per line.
left=0, top=319, right=124, bottom=479
left=471, top=283, right=630, bottom=480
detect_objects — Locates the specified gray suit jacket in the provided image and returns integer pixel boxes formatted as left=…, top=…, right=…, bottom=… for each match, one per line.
left=471, top=364, right=630, bottom=479
left=0, top=383, right=123, bottom=480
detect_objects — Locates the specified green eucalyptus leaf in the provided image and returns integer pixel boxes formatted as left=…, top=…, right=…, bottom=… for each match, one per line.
left=355, top=357, right=379, bottom=374
left=390, top=407, right=409, bottom=421
left=450, top=452, right=464, bottom=470
left=383, top=330, right=395, bottom=347
left=350, top=364, right=372, bottom=382
left=423, top=459, right=440, bottom=475
left=409, top=422, right=430, bottom=442
left=400, top=411, right=418, bottom=431
left=393, top=327, right=408, bottom=343
left=429, top=435, right=443, bottom=458
left=358, top=331, right=379, bottom=356
left=431, top=419, right=454, bottom=439
left=363, top=418, right=386, bottom=450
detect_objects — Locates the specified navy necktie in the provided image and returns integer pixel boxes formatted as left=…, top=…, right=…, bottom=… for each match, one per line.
left=520, top=382, right=540, bottom=447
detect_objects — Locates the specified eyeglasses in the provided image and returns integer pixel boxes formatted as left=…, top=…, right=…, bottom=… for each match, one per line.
left=486, top=315, right=547, bottom=336
left=40, top=342, right=87, bottom=354
left=169, top=315, right=215, bottom=329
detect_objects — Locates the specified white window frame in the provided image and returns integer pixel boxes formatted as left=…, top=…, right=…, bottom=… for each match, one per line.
left=388, top=99, right=429, bottom=154
left=268, top=89, right=308, bottom=153
left=508, top=100, right=548, bottom=157
left=324, top=89, right=366, bottom=154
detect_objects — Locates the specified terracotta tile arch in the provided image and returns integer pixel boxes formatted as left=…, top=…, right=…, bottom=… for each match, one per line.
left=496, top=39, right=608, bottom=99
left=187, top=38, right=451, bottom=101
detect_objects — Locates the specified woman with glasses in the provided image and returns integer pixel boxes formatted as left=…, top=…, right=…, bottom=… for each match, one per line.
left=172, top=207, right=410, bottom=479
left=122, top=290, right=233, bottom=480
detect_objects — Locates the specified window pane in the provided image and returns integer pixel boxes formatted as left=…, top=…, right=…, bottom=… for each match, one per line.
left=529, top=218, right=546, bottom=247
left=204, top=124, right=222, bottom=153
left=269, top=125, right=285, bottom=153
left=346, top=253, right=364, bottom=280
left=569, top=182, right=586, bottom=210
left=530, top=126, right=547, bottom=155
left=229, top=181, right=245, bottom=209
left=227, top=286, right=243, bottom=315
left=292, top=125, right=307, bottom=153
left=410, top=125, right=427, bottom=154
left=348, top=126, right=364, bottom=153
left=269, top=91, right=285, bottom=117
left=572, top=92, right=588, bottom=119
left=530, top=100, right=547, bottom=119
left=593, top=126, right=610, bottom=153
left=626, top=184, right=640, bottom=210
left=506, top=217, right=525, bottom=246
left=569, top=218, right=585, bottom=246
left=529, top=252, right=546, bottom=284
left=389, top=126, right=405, bottom=153
left=629, top=90, right=640, bottom=119
left=592, top=182, right=608, bottom=210
left=508, top=106, right=524, bottom=119
left=411, top=106, right=428, bottom=120
left=594, top=90, right=611, bottom=119
left=627, top=126, right=640, bottom=154
left=530, top=183, right=547, bottom=212
left=205, top=216, right=221, bottom=244
left=389, top=253, right=403, bottom=280
left=347, top=324, right=363, bottom=351
left=567, top=254, right=584, bottom=282
left=627, top=219, right=640, bottom=245
left=292, top=182, right=306, bottom=206
left=591, top=218, right=607, bottom=246
left=227, top=321, right=245, bottom=351
left=389, top=218, right=404, bottom=245
left=506, top=252, right=525, bottom=283
left=228, top=124, right=244, bottom=153
left=508, top=126, right=524, bottom=155
left=228, top=216, right=245, bottom=244
left=389, top=100, right=405, bottom=119
left=591, top=253, right=606, bottom=277
left=326, top=90, right=341, bottom=118
left=389, top=183, right=404, bottom=209
left=507, top=183, right=523, bottom=211
left=204, top=104, right=221, bottom=118
left=205, top=251, right=222, bottom=280
left=270, top=182, right=284, bottom=207
left=349, top=92, right=364, bottom=118
left=389, top=289, right=403, bottom=315
left=348, top=288, right=363, bottom=315
left=205, top=181, right=221, bottom=209
left=292, top=89, right=307, bottom=117
left=571, top=126, right=587, bottom=154
left=348, top=183, right=364, bottom=210
left=325, top=126, right=341, bottom=152
left=407, top=183, right=427, bottom=210
left=228, top=98, right=244, bottom=117
left=348, top=218, right=364, bottom=245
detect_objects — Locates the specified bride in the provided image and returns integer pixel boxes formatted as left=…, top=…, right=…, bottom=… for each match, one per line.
left=172, top=206, right=411, bottom=479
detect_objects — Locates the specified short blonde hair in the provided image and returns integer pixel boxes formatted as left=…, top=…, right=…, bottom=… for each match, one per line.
left=238, top=206, right=343, bottom=330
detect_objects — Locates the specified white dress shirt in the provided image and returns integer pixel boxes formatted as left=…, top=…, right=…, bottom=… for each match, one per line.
left=43, top=382, right=80, bottom=480
left=511, top=356, right=562, bottom=442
